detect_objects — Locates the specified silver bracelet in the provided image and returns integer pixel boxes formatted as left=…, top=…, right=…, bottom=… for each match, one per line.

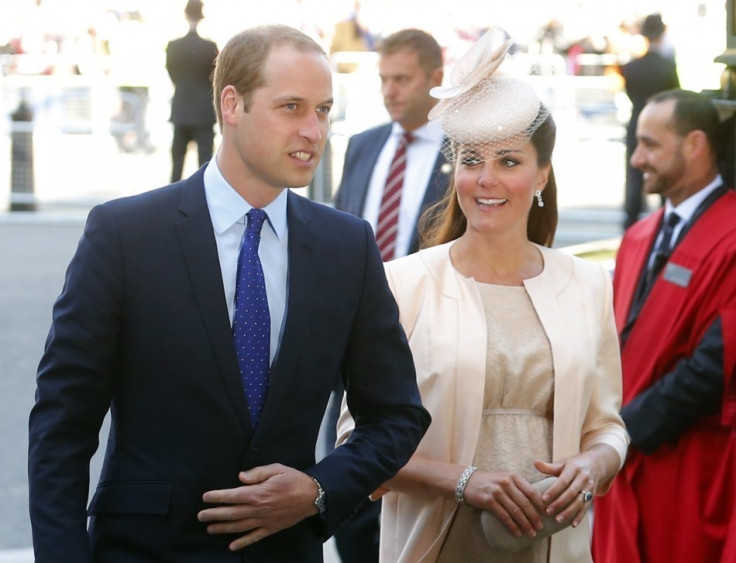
left=455, top=465, right=478, bottom=503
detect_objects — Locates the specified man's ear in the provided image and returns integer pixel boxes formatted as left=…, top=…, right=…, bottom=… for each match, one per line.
left=220, top=85, right=241, bottom=126
left=429, top=66, right=444, bottom=88
left=682, top=129, right=708, bottom=161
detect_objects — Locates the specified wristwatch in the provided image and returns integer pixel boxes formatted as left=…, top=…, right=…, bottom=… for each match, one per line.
left=312, top=477, right=326, bottom=514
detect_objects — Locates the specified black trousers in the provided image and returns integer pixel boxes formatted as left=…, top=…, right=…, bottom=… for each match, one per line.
left=171, top=124, right=215, bottom=182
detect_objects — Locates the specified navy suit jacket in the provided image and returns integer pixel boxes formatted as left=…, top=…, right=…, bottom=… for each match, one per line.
left=28, top=167, right=430, bottom=562
left=333, top=123, right=450, bottom=254
left=166, top=31, right=218, bottom=127
left=620, top=50, right=679, bottom=149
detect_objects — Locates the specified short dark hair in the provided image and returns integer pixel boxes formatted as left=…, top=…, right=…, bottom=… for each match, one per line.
left=185, top=0, right=204, bottom=21
left=648, top=89, right=721, bottom=152
left=641, top=13, right=665, bottom=41
left=377, top=29, right=443, bottom=76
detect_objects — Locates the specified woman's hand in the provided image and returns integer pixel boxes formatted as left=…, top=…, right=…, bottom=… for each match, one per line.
left=462, top=470, right=547, bottom=538
left=534, top=443, right=620, bottom=528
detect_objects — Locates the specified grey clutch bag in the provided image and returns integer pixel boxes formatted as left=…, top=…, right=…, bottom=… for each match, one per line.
left=480, top=477, right=571, bottom=552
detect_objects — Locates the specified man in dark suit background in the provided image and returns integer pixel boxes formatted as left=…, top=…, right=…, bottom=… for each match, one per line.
left=166, top=0, right=218, bottom=182
left=620, top=13, right=679, bottom=229
left=333, top=28, right=449, bottom=258
left=28, top=24, right=430, bottom=562
left=328, top=28, right=449, bottom=563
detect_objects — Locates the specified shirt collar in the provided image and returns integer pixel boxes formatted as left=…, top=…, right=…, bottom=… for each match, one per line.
left=665, top=174, right=723, bottom=223
left=391, top=119, right=444, bottom=143
left=203, top=158, right=288, bottom=239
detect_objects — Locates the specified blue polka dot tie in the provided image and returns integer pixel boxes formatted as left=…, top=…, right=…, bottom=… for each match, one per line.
left=233, top=208, right=270, bottom=427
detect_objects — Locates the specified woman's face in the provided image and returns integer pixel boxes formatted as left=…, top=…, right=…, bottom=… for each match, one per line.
left=454, top=139, right=549, bottom=238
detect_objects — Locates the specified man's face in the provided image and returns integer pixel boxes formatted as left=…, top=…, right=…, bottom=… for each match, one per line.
left=379, top=49, right=442, bottom=131
left=227, top=44, right=333, bottom=194
left=631, top=99, right=688, bottom=202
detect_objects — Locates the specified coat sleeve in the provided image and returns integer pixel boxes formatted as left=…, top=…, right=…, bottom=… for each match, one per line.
left=28, top=205, right=122, bottom=562
left=579, top=262, right=629, bottom=486
left=308, top=221, right=431, bottom=537
left=622, top=316, right=725, bottom=454
left=722, top=306, right=736, bottom=427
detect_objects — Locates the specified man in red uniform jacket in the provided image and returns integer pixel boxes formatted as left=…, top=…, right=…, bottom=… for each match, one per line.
left=592, top=89, right=736, bottom=562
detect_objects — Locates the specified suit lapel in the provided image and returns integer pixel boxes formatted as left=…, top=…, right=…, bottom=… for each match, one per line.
left=175, top=173, right=254, bottom=434
left=350, top=125, right=392, bottom=217
left=614, top=211, right=661, bottom=334
left=256, top=192, right=319, bottom=431
left=409, top=147, right=452, bottom=253
left=524, top=248, right=581, bottom=458
left=423, top=143, right=451, bottom=209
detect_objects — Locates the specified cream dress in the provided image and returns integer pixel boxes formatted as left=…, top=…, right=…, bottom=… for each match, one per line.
left=437, top=282, right=554, bottom=563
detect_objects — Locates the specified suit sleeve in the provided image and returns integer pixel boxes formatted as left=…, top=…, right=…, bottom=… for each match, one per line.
left=670, top=59, right=680, bottom=89
left=307, top=221, right=430, bottom=537
left=28, top=205, right=122, bottom=562
left=165, top=42, right=177, bottom=83
left=622, top=316, right=725, bottom=454
left=580, top=263, right=629, bottom=487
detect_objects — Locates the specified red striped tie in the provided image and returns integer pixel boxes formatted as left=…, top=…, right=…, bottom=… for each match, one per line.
left=376, top=132, right=413, bottom=261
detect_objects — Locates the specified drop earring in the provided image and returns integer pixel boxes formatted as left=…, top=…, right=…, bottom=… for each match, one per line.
left=535, top=189, right=544, bottom=208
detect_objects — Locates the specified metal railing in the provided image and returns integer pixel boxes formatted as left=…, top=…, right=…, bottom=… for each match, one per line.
left=1, top=53, right=629, bottom=212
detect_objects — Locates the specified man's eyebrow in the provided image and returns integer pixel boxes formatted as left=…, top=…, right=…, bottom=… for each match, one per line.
left=272, top=95, right=334, bottom=106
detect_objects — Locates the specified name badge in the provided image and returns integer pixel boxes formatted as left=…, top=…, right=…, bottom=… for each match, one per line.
left=663, top=262, right=692, bottom=288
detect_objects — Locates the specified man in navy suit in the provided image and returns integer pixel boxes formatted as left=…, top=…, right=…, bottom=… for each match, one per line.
left=334, top=28, right=450, bottom=257
left=329, top=28, right=449, bottom=563
left=28, top=25, right=430, bottom=562
left=165, top=0, right=219, bottom=182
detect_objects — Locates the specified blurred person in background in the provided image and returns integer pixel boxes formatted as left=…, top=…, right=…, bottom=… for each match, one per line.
left=592, top=89, right=736, bottom=563
left=329, top=0, right=375, bottom=73
left=338, top=29, right=628, bottom=562
left=334, top=28, right=449, bottom=262
left=108, top=8, right=158, bottom=154
left=166, top=0, right=218, bottom=182
left=619, top=13, right=679, bottom=230
left=328, top=27, right=450, bottom=563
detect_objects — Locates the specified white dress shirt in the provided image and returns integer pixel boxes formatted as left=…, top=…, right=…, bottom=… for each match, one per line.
left=647, top=174, right=723, bottom=270
left=362, top=120, right=444, bottom=258
left=203, top=159, right=289, bottom=366
left=662, top=174, right=723, bottom=246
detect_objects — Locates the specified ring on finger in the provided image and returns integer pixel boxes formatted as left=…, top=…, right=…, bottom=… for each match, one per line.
left=580, top=490, right=593, bottom=503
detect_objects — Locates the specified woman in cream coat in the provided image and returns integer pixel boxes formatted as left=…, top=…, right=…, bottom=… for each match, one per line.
left=337, top=31, right=628, bottom=562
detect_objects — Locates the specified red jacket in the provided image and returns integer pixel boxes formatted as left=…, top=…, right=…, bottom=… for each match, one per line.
left=593, top=190, right=736, bottom=563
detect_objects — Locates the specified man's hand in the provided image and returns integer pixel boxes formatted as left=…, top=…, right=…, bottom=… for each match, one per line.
left=198, top=464, right=319, bottom=551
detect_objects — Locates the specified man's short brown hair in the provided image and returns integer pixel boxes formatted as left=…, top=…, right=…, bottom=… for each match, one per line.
left=212, top=25, right=326, bottom=127
left=377, top=29, right=443, bottom=76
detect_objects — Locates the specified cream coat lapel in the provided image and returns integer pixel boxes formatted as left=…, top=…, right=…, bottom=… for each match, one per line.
left=524, top=245, right=582, bottom=463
